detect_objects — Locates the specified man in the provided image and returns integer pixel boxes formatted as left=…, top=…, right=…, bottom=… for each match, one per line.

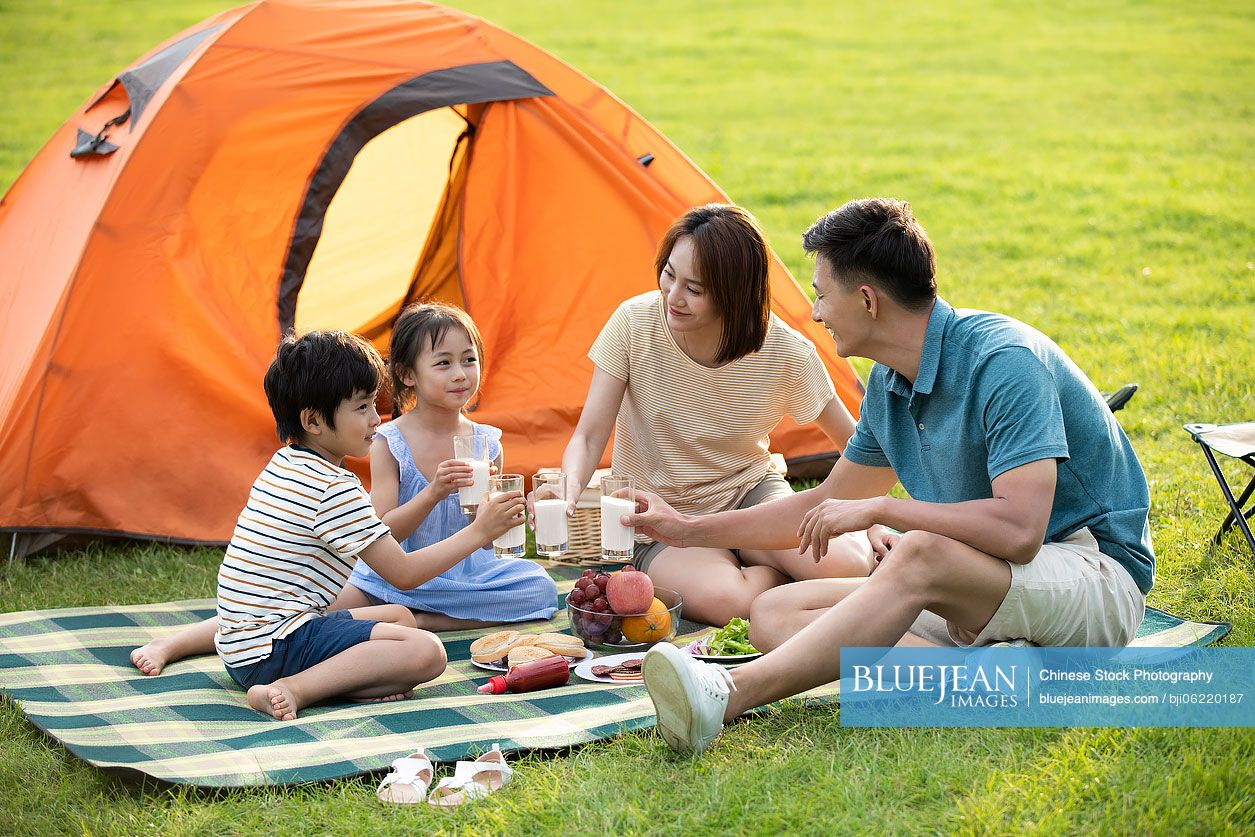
left=627, top=198, right=1154, bottom=756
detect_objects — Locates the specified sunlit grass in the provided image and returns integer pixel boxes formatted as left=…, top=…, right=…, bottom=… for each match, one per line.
left=2, top=0, right=1252, bottom=832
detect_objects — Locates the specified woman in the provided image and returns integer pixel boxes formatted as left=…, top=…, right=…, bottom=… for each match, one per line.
left=557, top=204, right=872, bottom=626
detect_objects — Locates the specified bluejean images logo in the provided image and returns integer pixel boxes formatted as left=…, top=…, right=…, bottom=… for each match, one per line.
left=849, top=658, right=1026, bottom=709
left=839, top=647, right=1253, bottom=728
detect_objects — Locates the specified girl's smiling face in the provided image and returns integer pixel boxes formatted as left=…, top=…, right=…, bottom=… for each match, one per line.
left=403, top=326, right=480, bottom=411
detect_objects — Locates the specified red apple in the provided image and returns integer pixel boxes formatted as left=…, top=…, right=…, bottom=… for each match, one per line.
left=606, top=570, right=654, bottom=614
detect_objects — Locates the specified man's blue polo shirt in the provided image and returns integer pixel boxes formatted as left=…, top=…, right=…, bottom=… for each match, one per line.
left=843, top=298, right=1155, bottom=594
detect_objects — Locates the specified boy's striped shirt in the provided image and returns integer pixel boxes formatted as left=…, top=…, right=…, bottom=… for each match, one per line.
left=214, top=446, right=391, bottom=669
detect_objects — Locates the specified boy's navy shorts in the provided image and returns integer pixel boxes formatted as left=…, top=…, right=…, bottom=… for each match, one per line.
left=225, top=610, right=378, bottom=689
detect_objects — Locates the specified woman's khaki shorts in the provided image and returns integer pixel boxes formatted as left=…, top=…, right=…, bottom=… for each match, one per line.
left=915, top=527, right=1147, bottom=648
left=631, top=472, right=795, bottom=572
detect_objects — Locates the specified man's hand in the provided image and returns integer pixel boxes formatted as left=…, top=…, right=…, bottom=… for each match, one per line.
left=866, top=523, right=899, bottom=573
left=797, top=498, right=879, bottom=562
left=621, top=491, right=693, bottom=547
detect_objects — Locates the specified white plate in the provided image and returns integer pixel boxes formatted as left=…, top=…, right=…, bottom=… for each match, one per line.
left=470, top=647, right=592, bottom=673
left=572, top=651, right=647, bottom=684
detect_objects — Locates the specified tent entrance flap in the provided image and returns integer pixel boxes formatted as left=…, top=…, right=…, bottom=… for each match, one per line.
left=358, top=105, right=478, bottom=348
left=277, top=60, right=555, bottom=332
left=295, top=106, right=468, bottom=337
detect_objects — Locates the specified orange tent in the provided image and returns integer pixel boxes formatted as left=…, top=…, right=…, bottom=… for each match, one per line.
left=0, top=0, right=862, bottom=554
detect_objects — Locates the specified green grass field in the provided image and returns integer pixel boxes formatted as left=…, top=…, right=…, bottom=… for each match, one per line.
left=2, top=0, right=1253, bottom=833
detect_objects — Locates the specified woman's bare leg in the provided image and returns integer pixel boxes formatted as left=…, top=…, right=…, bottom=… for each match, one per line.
left=740, top=531, right=875, bottom=582
left=748, top=577, right=940, bottom=652
left=647, top=546, right=787, bottom=626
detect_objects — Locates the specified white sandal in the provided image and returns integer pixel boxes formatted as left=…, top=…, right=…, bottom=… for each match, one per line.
left=376, top=749, right=435, bottom=804
left=427, top=743, right=513, bottom=809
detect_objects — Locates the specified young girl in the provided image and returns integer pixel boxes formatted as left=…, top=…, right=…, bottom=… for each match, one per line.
left=335, top=302, right=557, bottom=628
left=130, top=304, right=555, bottom=676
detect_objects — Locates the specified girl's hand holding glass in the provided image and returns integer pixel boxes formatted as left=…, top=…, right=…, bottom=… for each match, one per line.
left=427, top=458, right=473, bottom=500
left=472, top=489, right=526, bottom=545
left=489, top=475, right=526, bottom=558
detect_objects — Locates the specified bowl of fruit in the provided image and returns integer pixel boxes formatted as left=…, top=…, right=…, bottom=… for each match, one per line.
left=566, top=567, right=682, bottom=650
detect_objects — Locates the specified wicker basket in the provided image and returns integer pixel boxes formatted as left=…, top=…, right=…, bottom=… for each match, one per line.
left=551, top=455, right=792, bottom=564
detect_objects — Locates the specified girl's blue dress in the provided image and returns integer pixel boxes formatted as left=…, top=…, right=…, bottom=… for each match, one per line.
left=347, top=421, right=558, bottom=621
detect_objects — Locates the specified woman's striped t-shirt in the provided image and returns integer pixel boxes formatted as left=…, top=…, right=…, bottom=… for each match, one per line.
left=588, top=291, right=837, bottom=518
left=214, top=446, right=391, bottom=669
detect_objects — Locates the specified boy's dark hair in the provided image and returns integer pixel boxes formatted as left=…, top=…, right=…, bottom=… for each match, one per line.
left=388, top=302, right=485, bottom=415
left=802, top=198, right=937, bottom=310
left=264, top=330, right=385, bottom=443
left=654, top=203, right=770, bottom=364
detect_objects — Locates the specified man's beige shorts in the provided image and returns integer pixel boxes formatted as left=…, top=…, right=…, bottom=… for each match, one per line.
left=912, top=527, right=1146, bottom=648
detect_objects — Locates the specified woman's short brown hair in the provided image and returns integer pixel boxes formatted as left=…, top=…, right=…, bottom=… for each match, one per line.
left=653, top=203, right=770, bottom=364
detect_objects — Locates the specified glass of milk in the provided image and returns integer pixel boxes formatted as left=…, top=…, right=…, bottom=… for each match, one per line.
left=490, top=474, right=526, bottom=558
left=599, top=475, right=635, bottom=562
left=453, top=433, right=491, bottom=516
left=532, top=471, right=568, bottom=558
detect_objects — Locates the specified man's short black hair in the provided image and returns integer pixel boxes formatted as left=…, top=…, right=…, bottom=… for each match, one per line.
left=802, top=198, right=937, bottom=310
left=263, top=330, right=385, bottom=443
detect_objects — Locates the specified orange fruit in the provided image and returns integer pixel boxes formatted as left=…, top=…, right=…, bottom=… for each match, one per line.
left=621, top=597, right=671, bottom=643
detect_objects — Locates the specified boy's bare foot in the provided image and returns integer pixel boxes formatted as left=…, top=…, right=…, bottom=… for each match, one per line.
left=130, top=640, right=174, bottom=676
left=247, top=682, right=299, bottom=720
left=352, top=690, right=415, bottom=704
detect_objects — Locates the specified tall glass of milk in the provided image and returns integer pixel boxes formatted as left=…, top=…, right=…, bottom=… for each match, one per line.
left=490, top=474, right=526, bottom=558
left=453, top=433, right=491, bottom=516
left=600, top=475, right=635, bottom=562
left=532, top=471, right=568, bottom=558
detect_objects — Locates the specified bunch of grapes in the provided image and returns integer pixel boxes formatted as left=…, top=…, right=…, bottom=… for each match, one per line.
left=567, top=569, right=623, bottom=644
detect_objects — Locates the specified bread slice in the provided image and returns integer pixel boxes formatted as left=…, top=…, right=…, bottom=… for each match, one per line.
left=470, top=630, right=520, bottom=664
left=531, top=632, right=585, bottom=657
left=507, top=645, right=558, bottom=668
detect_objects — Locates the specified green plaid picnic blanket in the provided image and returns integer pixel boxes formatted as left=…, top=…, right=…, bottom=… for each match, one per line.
left=0, top=564, right=1231, bottom=788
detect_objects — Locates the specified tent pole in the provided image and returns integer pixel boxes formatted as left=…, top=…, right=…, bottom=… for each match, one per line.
left=6, top=532, right=14, bottom=571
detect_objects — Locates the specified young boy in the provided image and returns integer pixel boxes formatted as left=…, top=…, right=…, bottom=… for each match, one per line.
left=211, top=330, right=524, bottom=720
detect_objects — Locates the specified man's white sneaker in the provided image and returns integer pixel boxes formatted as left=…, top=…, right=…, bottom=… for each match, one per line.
left=642, top=641, right=735, bottom=756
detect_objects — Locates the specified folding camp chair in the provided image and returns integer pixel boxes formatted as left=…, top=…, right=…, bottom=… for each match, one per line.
left=1183, top=422, right=1255, bottom=556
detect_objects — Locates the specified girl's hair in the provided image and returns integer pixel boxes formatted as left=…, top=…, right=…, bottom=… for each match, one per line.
left=653, top=203, right=771, bottom=364
left=388, top=301, right=485, bottom=414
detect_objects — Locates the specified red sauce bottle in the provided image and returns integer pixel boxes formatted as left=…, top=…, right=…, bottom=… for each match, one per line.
left=477, top=655, right=571, bottom=694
